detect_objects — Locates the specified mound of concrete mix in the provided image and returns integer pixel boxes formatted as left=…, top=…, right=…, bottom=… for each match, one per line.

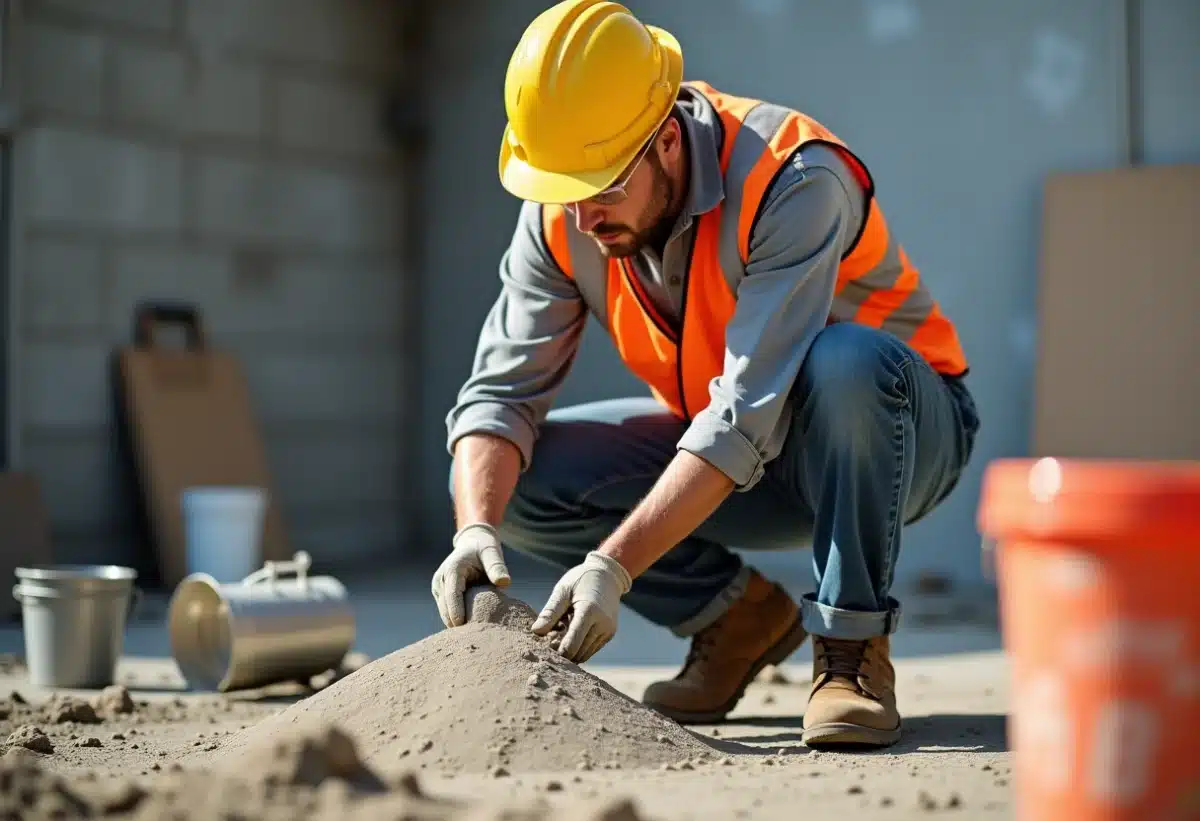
left=210, top=588, right=720, bottom=776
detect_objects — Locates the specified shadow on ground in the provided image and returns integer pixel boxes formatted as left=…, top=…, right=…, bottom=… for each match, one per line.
left=710, top=713, right=1008, bottom=754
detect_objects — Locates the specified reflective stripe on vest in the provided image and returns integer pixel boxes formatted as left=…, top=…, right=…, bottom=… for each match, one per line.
left=541, top=82, right=969, bottom=419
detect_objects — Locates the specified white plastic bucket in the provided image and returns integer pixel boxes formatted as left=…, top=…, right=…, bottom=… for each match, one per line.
left=181, top=486, right=266, bottom=583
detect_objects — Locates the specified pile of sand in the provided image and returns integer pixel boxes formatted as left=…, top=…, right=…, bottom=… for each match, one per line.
left=208, top=587, right=723, bottom=777
left=0, top=725, right=650, bottom=821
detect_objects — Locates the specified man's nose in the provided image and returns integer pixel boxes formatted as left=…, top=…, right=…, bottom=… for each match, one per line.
left=572, top=202, right=604, bottom=234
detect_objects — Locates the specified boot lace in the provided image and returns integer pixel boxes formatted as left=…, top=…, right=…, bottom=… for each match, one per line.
left=818, top=638, right=870, bottom=681
left=681, top=621, right=722, bottom=671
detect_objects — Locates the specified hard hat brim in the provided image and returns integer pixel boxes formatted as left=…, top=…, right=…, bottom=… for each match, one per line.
left=497, top=25, right=684, bottom=205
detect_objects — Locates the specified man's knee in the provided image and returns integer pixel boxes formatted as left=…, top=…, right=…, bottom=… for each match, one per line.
left=795, top=324, right=912, bottom=431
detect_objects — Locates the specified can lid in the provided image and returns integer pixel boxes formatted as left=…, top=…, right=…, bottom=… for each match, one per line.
left=978, top=457, right=1200, bottom=546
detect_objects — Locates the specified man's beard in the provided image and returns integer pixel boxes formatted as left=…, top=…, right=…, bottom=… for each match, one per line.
left=590, top=162, right=675, bottom=259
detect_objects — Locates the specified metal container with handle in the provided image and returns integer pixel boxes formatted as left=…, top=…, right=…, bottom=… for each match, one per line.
left=167, top=551, right=355, bottom=692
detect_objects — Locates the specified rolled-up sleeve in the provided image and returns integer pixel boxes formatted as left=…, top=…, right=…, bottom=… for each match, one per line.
left=445, top=201, right=587, bottom=470
left=677, top=147, right=862, bottom=490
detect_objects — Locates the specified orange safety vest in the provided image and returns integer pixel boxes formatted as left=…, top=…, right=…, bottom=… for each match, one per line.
left=541, top=81, right=969, bottom=420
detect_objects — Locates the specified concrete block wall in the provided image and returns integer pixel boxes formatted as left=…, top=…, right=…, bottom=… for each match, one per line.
left=9, top=0, right=409, bottom=569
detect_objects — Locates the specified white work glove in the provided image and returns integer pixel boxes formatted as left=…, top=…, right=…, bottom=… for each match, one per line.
left=431, top=523, right=512, bottom=628
left=530, top=551, right=632, bottom=663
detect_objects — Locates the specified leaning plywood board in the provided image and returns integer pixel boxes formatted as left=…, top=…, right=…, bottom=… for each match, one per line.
left=117, top=304, right=290, bottom=589
left=1034, top=164, right=1200, bottom=459
left=0, top=473, right=52, bottom=619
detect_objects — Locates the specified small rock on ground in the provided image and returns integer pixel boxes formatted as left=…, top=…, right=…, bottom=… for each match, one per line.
left=46, top=698, right=101, bottom=725
left=93, top=685, right=136, bottom=715
left=6, top=725, right=52, bottom=754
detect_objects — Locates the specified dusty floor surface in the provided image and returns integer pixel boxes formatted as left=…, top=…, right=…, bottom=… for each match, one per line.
left=0, top=592, right=1013, bottom=820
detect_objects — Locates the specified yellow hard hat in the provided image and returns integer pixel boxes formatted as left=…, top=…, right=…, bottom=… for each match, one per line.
left=498, top=0, right=683, bottom=204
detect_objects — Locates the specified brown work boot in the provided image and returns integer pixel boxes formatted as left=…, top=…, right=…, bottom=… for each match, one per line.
left=802, top=635, right=901, bottom=748
left=641, top=570, right=808, bottom=724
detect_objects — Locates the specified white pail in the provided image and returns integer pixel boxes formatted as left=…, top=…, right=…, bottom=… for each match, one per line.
left=181, top=486, right=266, bottom=582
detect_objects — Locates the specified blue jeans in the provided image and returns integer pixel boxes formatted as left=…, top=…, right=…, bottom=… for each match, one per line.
left=484, top=323, right=980, bottom=641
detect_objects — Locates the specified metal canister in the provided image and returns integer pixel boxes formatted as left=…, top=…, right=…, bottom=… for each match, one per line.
left=167, top=551, right=355, bottom=692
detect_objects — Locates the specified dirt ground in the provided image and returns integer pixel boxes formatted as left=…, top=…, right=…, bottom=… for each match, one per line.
left=0, top=636, right=1013, bottom=821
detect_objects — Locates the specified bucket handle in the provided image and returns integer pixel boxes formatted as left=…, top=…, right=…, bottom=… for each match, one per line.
left=241, top=551, right=312, bottom=591
left=13, top=584, right=144, bottom=620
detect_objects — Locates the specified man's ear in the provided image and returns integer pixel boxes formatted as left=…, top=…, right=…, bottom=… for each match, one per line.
left=658, top=116, right=684, bottom=159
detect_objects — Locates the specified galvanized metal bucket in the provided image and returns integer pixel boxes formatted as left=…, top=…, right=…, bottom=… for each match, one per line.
left=167, top=551, right=355, bottom=692
left=13, top=565, right=140, bottom=689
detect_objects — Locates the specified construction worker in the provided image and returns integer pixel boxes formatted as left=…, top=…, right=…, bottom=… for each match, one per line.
left=433, top=0, right=980, bottom=749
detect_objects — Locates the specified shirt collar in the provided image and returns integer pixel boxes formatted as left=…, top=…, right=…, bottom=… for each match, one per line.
left=675, top=85, right=725, bottom=217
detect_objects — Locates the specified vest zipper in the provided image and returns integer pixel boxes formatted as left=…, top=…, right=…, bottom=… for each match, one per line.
left=619, top=260, right=678, bottom=343
left=674, top=228, right=700, bottom=420
left=619, top=227, right=699, bottom=420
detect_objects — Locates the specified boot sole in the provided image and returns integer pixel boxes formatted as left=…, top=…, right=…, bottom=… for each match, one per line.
left=801, top=721, right=902, bottom=749
left=643, top=616, right=809, bottom=725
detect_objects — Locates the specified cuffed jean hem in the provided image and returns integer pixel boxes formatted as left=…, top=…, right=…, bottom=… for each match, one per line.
left=669, top=565, right=752, bottom=637
left=801, top=593, right=902, bottom=639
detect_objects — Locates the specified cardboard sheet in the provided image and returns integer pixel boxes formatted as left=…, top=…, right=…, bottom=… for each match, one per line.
left=0, top=473, right=53, bottom=620
left=1034, top=164, right=1200, bottom=460
left=115, top=303, right=290, bottom=589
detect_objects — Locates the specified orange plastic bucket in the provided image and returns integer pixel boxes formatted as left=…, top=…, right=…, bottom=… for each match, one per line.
left=979, top=458, right=1200, bottom=821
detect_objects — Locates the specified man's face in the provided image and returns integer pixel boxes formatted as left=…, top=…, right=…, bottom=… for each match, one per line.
left=567, top=122, right=681, bottom=259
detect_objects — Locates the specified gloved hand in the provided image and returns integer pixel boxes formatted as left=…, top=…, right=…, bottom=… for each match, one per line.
left=431, top=523, right=512, bottom=628
left=530, top=551, right=632, bottom=663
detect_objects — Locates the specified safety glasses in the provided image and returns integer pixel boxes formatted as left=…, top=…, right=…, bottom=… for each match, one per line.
left=565, top=135, right=656, bottom=212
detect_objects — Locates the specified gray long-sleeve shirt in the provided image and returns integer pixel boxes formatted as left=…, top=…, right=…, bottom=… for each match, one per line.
left=446, top=92, right=867, bottom=493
